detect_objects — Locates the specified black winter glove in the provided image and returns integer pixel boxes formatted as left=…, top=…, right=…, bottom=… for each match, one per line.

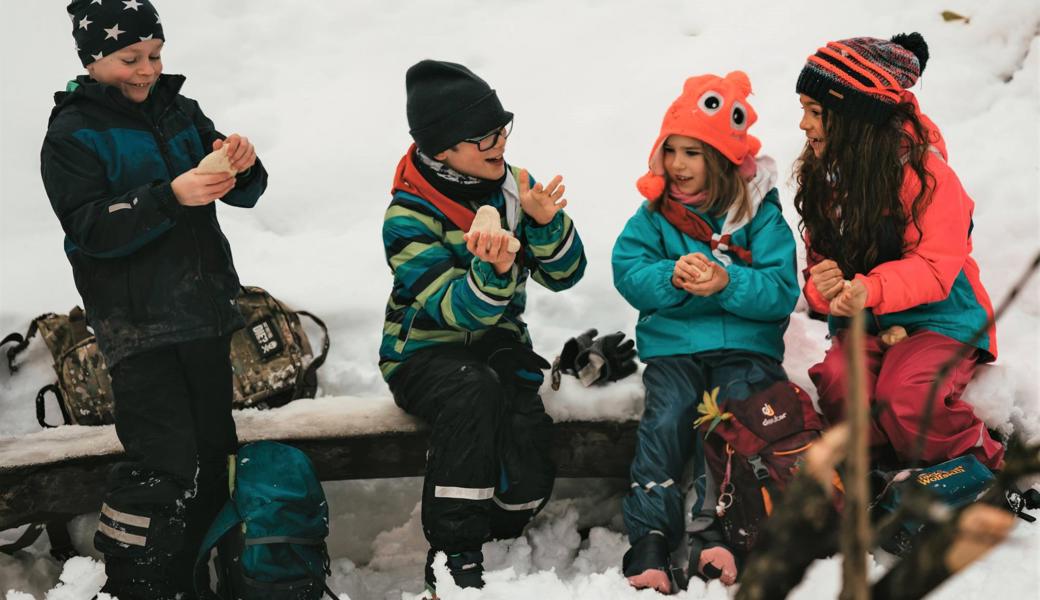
left=551, top=328, right=638, bottom=389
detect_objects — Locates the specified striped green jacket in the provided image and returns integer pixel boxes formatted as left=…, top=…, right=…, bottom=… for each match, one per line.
left=379, top=165, right=587, bottom=381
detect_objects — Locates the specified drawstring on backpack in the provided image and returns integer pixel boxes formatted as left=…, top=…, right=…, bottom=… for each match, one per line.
left=716, top=445, right=735, bottom=517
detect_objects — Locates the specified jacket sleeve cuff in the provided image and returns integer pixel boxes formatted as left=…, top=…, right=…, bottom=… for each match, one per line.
left=803, top=277, right=831, bottom=314
left=153, top=182, right=182, bottom=220
left=715, top=265, right=745, bottom=306
left=524, top=210, right=565, bottom=245
left=470, top=257, right=517, bottom=296
left=856, top=274, right=881, bottom=309
left=657, top=261, right=688, bottom=306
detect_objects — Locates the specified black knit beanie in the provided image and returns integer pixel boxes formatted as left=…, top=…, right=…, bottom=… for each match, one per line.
left=406, top=60, right=513, bottom=155
left=68, top=0, right=165, bottom=67
left=796, top=33, right=929, bottom=125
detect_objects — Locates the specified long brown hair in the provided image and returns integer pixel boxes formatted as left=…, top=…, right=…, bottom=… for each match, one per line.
left=650, top=141, right=752, bottom=222
left=794, top=102, right=935, bottom=277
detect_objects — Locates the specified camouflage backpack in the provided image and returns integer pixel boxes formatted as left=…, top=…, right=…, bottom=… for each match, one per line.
left=2, top=286, right=329, bottom=427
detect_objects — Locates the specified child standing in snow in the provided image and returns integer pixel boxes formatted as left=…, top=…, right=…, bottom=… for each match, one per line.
left=380, top=59, right=587, bottom=596
left=41, top=2, right=267, bottom=597
left=794, top=33, right=1004, bottom=470
left=612, top=72, right=800, bottom=592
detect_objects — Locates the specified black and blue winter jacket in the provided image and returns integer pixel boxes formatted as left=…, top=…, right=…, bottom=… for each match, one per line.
left=40, top=73, right=268, bottom=365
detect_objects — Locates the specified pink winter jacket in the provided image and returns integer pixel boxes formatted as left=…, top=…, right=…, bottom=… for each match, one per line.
left=802, top=93, right=997, bottom=360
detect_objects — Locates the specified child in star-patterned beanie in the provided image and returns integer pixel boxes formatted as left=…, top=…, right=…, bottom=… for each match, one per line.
left=68, top=0, right=164, bottom=66
left=40, top=3, right=270, bottom=597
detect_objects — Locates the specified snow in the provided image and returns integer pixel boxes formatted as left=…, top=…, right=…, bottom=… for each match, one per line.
left=2, top=0, right=1039, bottom=597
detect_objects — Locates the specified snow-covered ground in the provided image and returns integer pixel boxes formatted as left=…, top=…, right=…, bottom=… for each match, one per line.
left=2, top=0, right=1038, bottom=598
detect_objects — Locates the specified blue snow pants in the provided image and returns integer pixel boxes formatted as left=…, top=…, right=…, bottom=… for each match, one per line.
left=622, top=350, right=788, bottom=549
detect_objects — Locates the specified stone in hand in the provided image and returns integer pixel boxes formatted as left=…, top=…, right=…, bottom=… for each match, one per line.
left=197, top=145, right=237, bottom=176
left=470, top=205, right=521, bottom=253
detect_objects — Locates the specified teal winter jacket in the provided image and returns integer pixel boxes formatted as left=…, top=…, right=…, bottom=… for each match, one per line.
left=612, top=189, right=798, bottom=361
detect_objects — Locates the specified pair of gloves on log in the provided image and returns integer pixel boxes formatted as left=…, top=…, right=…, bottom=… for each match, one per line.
left=551, top=329, right=638, bottom=390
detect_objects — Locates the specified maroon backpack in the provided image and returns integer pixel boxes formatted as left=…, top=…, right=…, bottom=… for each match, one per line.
left=695, top=380, right=842, bottom=554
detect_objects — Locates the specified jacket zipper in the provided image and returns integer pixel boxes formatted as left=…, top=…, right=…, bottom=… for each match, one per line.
left=149, top=103, right=223, bottom=333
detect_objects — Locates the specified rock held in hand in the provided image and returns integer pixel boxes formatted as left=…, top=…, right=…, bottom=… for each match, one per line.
left=197, top=145, right=237, bottom=176
left=470, top=205, right=521, bottom=253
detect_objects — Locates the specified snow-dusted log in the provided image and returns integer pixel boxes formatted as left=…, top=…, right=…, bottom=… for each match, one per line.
left=0, top=397, right=637, bottom=531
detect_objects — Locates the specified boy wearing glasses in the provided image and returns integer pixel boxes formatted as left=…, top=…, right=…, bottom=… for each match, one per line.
left=380, top=59, right=587, bottom=596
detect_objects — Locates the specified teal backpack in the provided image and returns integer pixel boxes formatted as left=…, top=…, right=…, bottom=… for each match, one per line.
left=871, top=454, right=994, bottom=556
left=195, top=441, right=337, bottom=599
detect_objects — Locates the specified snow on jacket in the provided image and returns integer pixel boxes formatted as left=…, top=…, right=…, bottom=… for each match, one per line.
left=612, top=177, right=799, bottom=362
left=802, top=93, right=997, bottom=360
left=40, top=74, right=268, bottom=366
left=379, top=153, right=587, bottom=381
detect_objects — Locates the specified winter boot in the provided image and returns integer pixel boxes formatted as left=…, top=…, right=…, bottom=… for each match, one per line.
left=623, top=531, right=674, bottom=594
left=100, top=553, right=183, bottom=600
left=424, top=548, right=485, bottom=595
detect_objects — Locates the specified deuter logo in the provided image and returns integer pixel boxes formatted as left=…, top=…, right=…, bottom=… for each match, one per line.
left=761, top=402, right=788, bottom=426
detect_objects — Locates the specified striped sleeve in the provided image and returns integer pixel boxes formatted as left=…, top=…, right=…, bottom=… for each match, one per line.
left=384, top=201, right=517, bottom=331
left=523, top=209, right=587, bottom=291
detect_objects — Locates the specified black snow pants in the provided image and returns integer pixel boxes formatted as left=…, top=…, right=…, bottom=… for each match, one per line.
left=389, top=336, right=556, bottom=555
left=96, top=334, right=237, bottom=600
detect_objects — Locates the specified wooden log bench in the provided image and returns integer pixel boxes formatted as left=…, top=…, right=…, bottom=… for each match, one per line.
left=0, top=396, right=639, bottom=532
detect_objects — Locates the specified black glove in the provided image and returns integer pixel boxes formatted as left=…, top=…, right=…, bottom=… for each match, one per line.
left=551, top=328, right=638, bottom=389
left=1005, top=486, right=1040, bottom=523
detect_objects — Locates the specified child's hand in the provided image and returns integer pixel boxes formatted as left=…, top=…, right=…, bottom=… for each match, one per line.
left=829, top=278, right=868, bottom=316
left=809, top=259, right=845, bottom=300
left=214, top=134, right=256, bottom=174
left=519, top=169, right=566, bottom=226
left=672, top=253, right=705, bottom=288
left=171, top=169, right=236, bottom=206
left=675, top=253, right=729, bottom=296
left=879, top=325, right=908, bottom=347
left=464, top=229, right=517, bottom=275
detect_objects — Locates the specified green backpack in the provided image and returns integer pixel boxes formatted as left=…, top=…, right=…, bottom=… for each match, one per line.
left=195, top=441, right=337, bottom=599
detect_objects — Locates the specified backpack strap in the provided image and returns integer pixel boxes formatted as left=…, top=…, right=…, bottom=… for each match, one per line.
left=3, top=315, right=54, bottom=374
left=285, top=541, right=338, bottom=600
left=194, top=501, right=243, bottom=600
left=46, top=519, right=77, bottom=561
left=292, top=311, right=330, bottom=399
left=2, top=331, right=28, bottom=374
left=746, top=454, right=779, bottom=515
left=36, top=383, right=72, bottom=428
left=0, top=521, right=75, bottom=559
left=0, top=523, right=46, bottom=556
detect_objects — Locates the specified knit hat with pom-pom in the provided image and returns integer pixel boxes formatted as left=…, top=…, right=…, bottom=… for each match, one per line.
left=636, top=71, right=761, bottom=200
left=796, top=33, right=929, bottom=125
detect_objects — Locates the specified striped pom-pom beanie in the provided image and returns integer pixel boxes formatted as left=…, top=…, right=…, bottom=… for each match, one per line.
left=796, top=33, right=929, bottom=125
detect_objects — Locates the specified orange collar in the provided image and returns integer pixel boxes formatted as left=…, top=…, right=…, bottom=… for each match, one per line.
left=392, top=144, right=476, bottom=232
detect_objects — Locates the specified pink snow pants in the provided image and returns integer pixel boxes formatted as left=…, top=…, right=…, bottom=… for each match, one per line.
left=809, top=329, right=1004, bottom=470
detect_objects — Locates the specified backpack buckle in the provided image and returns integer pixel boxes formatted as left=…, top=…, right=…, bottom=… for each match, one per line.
left=747, top=455, right=771, bottom=481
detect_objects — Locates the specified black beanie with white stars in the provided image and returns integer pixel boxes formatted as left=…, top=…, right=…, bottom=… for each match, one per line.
left=68, top=0, right=165, bottom=67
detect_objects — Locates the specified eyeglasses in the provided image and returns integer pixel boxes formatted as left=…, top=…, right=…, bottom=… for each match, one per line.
left=462, top=119, right=514, bottom=151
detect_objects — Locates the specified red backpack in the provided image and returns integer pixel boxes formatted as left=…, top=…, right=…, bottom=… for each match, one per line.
left=695, top=380, right=843, bottom=554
